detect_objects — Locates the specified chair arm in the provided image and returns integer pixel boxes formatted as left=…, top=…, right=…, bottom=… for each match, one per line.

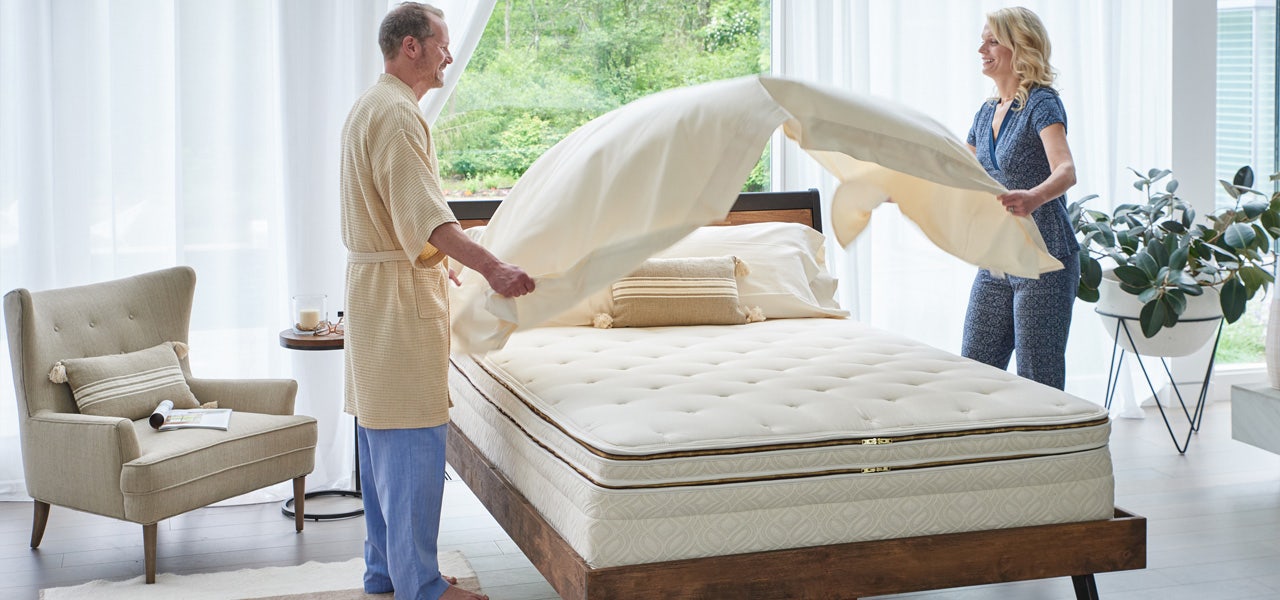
left=186, top=377, right=298, bottom=415
left=24, top=411, right=140, bottom=515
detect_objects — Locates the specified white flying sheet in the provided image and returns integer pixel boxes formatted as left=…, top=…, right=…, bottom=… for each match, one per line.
left=449, top=75, right=1061, bottom=353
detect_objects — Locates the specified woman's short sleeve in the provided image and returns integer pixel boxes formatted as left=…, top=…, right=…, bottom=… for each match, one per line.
left=1028, top=92, right=1067, bottom=135
left=966, top=105, right=983, bottom=147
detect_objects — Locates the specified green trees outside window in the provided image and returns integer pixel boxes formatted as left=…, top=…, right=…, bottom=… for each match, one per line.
left=437, top=0, right=772, bottom=198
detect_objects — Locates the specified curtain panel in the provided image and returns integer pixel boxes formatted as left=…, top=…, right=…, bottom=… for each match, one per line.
left=0, top=0, right=496, bottom=502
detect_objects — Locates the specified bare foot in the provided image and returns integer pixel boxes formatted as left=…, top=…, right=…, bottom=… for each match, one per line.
left=439, top=584, right=488, bottom=600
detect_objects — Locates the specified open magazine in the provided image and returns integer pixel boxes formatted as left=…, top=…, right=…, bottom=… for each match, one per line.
left=149, top=400, right=232, bottom=431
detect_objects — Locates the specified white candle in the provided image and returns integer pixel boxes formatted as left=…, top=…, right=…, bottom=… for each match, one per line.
left=298, top=309, right=322, bottom=330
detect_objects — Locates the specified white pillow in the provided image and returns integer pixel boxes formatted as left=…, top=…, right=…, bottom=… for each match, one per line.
left=540, top=222, right=847, bottom=326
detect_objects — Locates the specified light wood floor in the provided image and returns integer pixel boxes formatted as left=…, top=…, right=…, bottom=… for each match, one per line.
left=1, top=400, right=1278, bottom=600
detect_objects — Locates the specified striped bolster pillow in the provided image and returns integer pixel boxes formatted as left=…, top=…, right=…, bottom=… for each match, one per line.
left=49, top=341, right=199, bottom=421
left=599, top=256, right=764, bottom=328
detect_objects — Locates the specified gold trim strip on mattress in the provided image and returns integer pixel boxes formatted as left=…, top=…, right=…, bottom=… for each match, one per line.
left=456, top=356, right=1109, bottom=461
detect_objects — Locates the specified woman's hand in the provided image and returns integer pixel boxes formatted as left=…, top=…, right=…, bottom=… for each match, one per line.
left=999, top=190, right=1042, bottom=217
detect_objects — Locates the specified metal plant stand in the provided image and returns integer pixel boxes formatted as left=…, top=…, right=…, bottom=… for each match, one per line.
left=1099, top=310, right=1223, bottom=454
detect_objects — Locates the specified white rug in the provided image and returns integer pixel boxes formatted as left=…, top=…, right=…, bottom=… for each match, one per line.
left=39, top=551, right=481, bottom=600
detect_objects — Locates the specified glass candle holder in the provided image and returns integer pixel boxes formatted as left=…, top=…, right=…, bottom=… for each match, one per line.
left=292, top=294, right=327, bottom=335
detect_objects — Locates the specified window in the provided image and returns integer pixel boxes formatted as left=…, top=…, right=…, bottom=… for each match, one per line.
left=1216, top=0, right=1277, bottom=365
left=436, top=0, right=772, bottom=199
left=1217, top=1, right=1275, bottom=208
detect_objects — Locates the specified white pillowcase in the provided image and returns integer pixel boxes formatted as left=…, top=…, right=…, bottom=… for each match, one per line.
left=540, top=222, right=847, bottom=326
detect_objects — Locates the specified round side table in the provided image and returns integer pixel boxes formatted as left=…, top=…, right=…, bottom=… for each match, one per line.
left=279, top=329, right=363, bottom=520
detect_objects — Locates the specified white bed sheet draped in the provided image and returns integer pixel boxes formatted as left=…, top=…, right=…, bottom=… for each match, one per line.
left=450, top=75, right=1062, bottom=354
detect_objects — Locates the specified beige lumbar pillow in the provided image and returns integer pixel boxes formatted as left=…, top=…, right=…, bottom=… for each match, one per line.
left=49, top=341, right=199, bottom=421
left=595, top=256, right=764, bottom=328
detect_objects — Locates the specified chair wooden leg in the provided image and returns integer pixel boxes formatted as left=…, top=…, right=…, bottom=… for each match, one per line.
left=30, top=501, right=50, bottom=548
left=293, top=476, right=306, bottom=532
left=143, top=523, right=157, bottom=584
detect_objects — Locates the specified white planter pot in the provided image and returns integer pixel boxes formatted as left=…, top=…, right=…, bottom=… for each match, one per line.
left=1266, top=294, right=1280, bottom=388
left=1096, top=271, right=1222, bottom=358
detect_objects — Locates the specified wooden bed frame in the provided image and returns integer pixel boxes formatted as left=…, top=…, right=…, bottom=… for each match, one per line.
left=446, top=190, right=1145, bottom=600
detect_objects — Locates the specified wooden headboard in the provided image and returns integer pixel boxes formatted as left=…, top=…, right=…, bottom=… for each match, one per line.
left=448, top=189, right=822, bottom=232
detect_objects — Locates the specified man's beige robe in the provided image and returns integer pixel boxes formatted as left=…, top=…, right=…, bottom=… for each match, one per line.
left=340, top=73, right=457, bottom=429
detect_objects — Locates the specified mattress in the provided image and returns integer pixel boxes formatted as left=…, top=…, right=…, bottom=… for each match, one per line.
left=448, top=318, right=1114, bottom=567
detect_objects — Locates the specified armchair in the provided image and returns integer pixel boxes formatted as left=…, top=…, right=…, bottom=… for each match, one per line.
left=4, top=266, right=318, bottom=583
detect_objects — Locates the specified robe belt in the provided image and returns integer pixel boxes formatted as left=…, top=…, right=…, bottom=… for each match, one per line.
left=347, top=250, right=408, bottom=264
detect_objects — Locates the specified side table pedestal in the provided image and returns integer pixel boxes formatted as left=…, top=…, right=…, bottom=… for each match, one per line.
left=280, top=329, right=363, bottom=521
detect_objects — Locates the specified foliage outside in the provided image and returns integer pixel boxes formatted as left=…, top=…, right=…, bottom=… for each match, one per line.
left=1070, top=167, right=1280, bottom=338
left=436, top=0, right=771, bottom=197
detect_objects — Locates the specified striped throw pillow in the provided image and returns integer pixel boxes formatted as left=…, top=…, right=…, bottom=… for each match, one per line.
left=602, top=256, right=763, bottom=328
left=50, top=342, right=199, bottom=420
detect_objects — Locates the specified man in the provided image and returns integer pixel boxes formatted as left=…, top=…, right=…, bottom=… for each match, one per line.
left=339, top=3, right=534, bottom=599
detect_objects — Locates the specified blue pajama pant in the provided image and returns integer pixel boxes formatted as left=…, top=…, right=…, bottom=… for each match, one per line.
left=358, top=424, right=450, bottom=600
left=960, top=253, right=1079, bottom=390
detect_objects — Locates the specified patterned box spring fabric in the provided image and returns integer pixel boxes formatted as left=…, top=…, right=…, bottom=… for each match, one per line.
left=448, top=318, right=1114, bottom=568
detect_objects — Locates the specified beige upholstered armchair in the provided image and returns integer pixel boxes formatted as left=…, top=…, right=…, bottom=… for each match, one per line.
left=4, top=266, right=318, bottom=583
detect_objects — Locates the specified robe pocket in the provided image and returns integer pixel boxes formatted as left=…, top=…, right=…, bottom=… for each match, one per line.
left=412, top=265, right=449, bottom=319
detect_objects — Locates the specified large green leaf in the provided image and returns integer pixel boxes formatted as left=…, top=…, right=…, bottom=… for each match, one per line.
left=1233, top=166, right=1255, bottom=188
left=1114, top=264, right=1152, bottom=287
left=1140, top=299, right=1167, bottom=338
left=1224, top=223, right=1256, bottom=249
left=1242, top=199, right=1269, bottom=219
left=1077, top=281, right=1100, bottom=303
left=1147, top=242, right=1170, bottom=267
left=1220, top=179, right=1243, bottom=200
left=1253, top=224, right=1270, bottom=253
left=1239, top=264, right=1272, bottom=297
left=1165, top=288, right=1187, bottom=315
left=1220, top=277, right=1248, bottom=323
left=1261, top=208, right=1280, bottom=235
left=1080, top=254, right=1103, bottom=289
left=1159, top=220, right=1187, bottom=234
left=1169, top=245, right=1188, bottom=272
left=1133, top=252, right=1160, bottom=279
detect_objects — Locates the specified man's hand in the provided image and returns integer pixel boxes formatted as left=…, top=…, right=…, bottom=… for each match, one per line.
left=483, top=262, right=535, bottom=298
left=427, top=222, right=534, bottom=297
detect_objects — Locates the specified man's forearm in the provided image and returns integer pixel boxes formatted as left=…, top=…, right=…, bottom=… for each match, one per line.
left=426, top=222, right=500, bottom=274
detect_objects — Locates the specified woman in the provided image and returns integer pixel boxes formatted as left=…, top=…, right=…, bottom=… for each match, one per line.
left=961, top=6, right=1079, bottom=390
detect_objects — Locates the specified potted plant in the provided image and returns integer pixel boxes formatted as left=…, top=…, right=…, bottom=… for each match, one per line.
left=1070, top=166, right=1280, bottom=357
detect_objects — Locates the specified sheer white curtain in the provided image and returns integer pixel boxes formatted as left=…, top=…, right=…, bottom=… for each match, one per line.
left=0, top=0, right=496, bottom=502
left=773, top=0, right=1175, bottom=405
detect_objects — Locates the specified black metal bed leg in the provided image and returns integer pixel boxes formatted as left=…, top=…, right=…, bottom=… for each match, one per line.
left=1072, top=574, right=1100, bottom=600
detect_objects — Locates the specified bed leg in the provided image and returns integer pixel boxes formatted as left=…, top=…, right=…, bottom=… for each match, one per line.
left=1072, top=574, right=1099, bottom=600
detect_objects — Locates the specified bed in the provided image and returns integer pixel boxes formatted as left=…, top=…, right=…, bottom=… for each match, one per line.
left=446, top=190, right=1145, bottom=600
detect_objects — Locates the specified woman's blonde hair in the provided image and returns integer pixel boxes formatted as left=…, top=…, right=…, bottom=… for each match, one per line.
left=987, top=7, right=1056, bottom=110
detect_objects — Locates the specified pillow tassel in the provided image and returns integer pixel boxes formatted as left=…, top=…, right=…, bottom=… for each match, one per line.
left=745, top=306, right=766, bottom=323
left=49, top=362, right=68, bottom=384
left=172, top=341, right=189, bottom=359
left=733, top=256, right=750, bottom=277
left=592, top=313, right=614, bottom=329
